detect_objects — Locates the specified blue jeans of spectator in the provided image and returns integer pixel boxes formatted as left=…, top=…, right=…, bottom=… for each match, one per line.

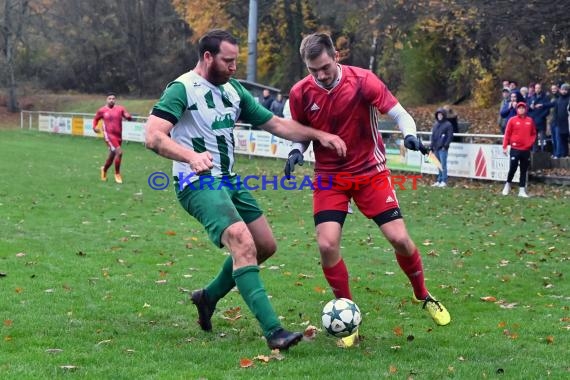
left=557, top=132, right=569, bottom=157
left=435, top=149, right=448, bottom=183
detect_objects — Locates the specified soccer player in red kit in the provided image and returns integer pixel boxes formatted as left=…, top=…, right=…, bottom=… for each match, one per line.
left=93, top=93, right=132, bottom=183
left=285, top=33, right=451, bottom=347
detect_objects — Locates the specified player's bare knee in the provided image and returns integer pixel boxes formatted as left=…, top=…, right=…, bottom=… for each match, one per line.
left=387, top=234, right=411, bottom=253
left=224, top=223, right=257, bottom=264
left=256, top=239, right=277, bottom=263
left=317, top=237, right=340, bottom=257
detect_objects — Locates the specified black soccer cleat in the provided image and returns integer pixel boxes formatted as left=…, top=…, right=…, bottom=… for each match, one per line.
left=266, top=328, right=303, bottom=350
left=190, top=289, right=215, bottom=331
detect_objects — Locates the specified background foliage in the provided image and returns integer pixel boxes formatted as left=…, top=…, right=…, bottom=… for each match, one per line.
left=1, top=0, right=569, bottom=109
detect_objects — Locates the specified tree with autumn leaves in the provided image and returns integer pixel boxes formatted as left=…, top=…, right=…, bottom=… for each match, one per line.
left=1, top=0, right=568, bottom=110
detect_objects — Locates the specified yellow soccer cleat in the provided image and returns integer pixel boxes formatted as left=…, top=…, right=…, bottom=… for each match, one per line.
left=337, top=329, right=360, bottom=348
left=412, top=293, right=451, bottom=326
left=100, top=166, right=107, bottom=181
left=114, top=173, right=123, bottom=184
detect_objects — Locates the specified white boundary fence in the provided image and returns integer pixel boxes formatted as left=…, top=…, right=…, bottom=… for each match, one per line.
left=20, top=110, right=517, bottom=182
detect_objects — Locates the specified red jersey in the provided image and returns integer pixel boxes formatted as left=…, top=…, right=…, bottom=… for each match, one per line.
left=93, top=105, right=132, bottom=138
left=289, top=65, right=398, bottom=175
left=502, top=115, right=536, bottom=151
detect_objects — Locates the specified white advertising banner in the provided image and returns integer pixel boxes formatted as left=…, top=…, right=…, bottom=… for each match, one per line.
left=233, top=128, right=315, bottom=162
left=35, top=112, right=517, bottom=183
left=122, top=121, right=146, bottom=143
left=421, top=143, right=519, bottom=182
left=38, top=115, right=72, bottom=134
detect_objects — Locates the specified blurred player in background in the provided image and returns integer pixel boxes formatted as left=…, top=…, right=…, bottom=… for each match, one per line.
left=285, top=33, right=451, bottom=347
left=93, top=92, right=132, bottom=184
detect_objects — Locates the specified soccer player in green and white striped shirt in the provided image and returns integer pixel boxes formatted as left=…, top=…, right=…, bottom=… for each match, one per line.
left=144, top=29, right=346, bottom=351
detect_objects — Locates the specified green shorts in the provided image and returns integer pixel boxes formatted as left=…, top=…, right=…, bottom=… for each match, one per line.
left=174, top=176, right=263, bottom=248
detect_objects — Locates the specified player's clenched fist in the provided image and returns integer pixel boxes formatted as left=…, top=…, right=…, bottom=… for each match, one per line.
left=189, top=151, right=214, bottom=174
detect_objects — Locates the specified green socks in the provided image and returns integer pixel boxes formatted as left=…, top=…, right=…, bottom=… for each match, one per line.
left=204, top=256, right=235, bottom=307
left=232, top=265, right=281, bottom=338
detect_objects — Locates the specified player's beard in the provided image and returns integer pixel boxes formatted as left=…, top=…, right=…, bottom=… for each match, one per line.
left=208, top=61, right=232, bottom=86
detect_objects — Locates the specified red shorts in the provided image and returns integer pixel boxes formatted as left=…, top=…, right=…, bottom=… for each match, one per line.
left=313, top=171, right=399, bottom=218
left=104, top=134, right=122, bottom=151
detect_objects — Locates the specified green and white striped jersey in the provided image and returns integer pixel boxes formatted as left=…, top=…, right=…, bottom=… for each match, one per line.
left=152, top=71, right=273, bottom=185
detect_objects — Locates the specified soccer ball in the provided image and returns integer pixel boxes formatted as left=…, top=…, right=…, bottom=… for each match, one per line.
left=321, top=298, right=362, bottom=337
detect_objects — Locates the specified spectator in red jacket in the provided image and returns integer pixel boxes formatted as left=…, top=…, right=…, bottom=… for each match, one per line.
left=502, top=102, right=536, bottom=198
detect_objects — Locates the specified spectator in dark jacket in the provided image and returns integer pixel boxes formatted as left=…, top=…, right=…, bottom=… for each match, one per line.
left=500, top=92, right=520, bottom=131
left=260, top=89, right=275, bottom=110
left=430, top=108, right=454, bottom=188
left=548, top=84, right=559, bottom=157
left=498, top=88, right=510, bottom=133
left=552, top=83, right=570, bottom=158
left=527, top=83, right=553, bottom=151
left=269, top=94, right=285, bottom=117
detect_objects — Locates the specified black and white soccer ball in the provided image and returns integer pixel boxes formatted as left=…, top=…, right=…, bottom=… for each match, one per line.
left=321, top=298, right=362, bottom=337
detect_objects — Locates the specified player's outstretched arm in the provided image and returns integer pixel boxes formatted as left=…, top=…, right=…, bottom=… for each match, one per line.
left=259, top=116, right=346, bottom=158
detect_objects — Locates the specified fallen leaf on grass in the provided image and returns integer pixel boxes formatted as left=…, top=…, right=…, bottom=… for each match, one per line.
left=16, top=252, right=26, bottom=257
left=480, top=296, right=497, bottom=302
left=546, top=335, right=554, bottom=344
left=239, top=358, right=254, bottom=368
left=393, top=326, right=403, bottom=336
left=96, top=339, right=112, bottom=345
left=222, top=306, right=241, bottom=321
left=45, top=348, right=63, bottom=354
left=164, top=230, right=176, bottom=236
left=389, top=365, right=398, bottom=374
left=4, top=320, right=12, bottom=327
left=313, top=286, right=326, bottom=294
left=503, top=330, right=518, bottom=339
left=155, top=280, right=167, bottom=285
left=303, top=325, right=317, bottom=340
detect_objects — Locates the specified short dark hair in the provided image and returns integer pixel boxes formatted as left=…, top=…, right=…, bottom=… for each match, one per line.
left=198, top=29, right=238, bottom=60
left=107, top=92, right=116, bottom=97
left=299, top=33, right=336, bottom=62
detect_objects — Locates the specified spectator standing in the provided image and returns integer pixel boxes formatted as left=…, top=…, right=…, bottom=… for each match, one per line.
left=498, top=88, right=510, bottom=133
left=269, top=93, right=285, bottom=117
left=430, top=108, right=454, bottom=187
left=527, top=83, right=553, bottom=151
left=502, top=102, right=536, bottom=198
left=552, top=83, right=570, bottom=158
left=520, top=86, right=529, bottom=102
left=260, top=89, right=274, bottom=110
left=500, top=92, right=520, bottom=130
left=548, top=84, right=559, bottom=157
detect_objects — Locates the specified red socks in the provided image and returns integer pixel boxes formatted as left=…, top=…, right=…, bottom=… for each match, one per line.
left=114, top=154, right=122, bottom=174
left=322, top=258, right=352, bottom=300
left=396, top=248, right=428, bottom=300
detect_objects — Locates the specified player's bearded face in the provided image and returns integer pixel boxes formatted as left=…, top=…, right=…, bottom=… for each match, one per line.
left=306, top=51, right=339, bottom=89
left=209, top=41, right=238, bottom=86
left=106, top=96, right=116, bottom=107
